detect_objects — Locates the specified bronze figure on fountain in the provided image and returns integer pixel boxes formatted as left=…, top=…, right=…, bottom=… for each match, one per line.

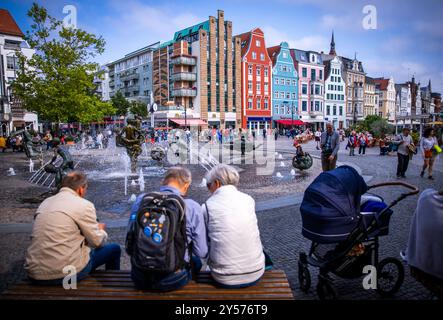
left=44, top=137, right=75, bottom=190
left=117, top=117, right=145, bottom=173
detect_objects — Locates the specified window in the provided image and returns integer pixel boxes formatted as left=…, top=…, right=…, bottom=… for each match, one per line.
left=274, top=104, right=279, bottom=114
left=327, top=105, right=330, bottom=115
left=311, top=69, right=316, bottom=81
left=292, top=80, right=296, bottom=86
left=302, top=84, right=307, bottom=95
left=283, top=52, right=287, bottom=58
left=319, top=70, right=323, bottom=80
left=256, top=66, right=261, bottom=76
left=264, top=83, right=268, bottom=92
left=286, top=92, right=290, bottom=99
left=248, top=81, right=252, bottom=91
left=248, top=98, right=253, bottom=109
left=264, top=99, right=269, bottom=110
left=275, top=77, right=279, bottom=84
left=302, top=101, right=307, bottom=112
left=286, top=79, right=290, bottom=86
left=256, top=40, right=261, bottom=47
left=264, top=67, right=268, bottom=77
left=302, top=68, right=307, bottom=77
left=315, top=85, right=320, bottom=95
left=252, top=52, right=257, bottom=59
left=274, top=91, right=279, bottom=98
left=315, top=101, right=320, bottom=111
left=279, top=92, right=284, bottom=99
left=288, top=66, right=292, bottom=72
left=333, top=105, right=337, bottom=116
left=256, top=97, right=261, bottom=109
left=292, top=93, right=296, bottom=99
left=260, top=53, right=265, bottom=61
left=339, top=106, right=343, bottom=116
left=280, top=78, right=284, bottom=85
left=257, top=82, right=261, bottom=91
left=6, top=56, right=17, bottom=70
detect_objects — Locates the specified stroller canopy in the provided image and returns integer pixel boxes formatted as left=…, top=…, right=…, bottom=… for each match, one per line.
left=300, top=165, right=368, bottom=243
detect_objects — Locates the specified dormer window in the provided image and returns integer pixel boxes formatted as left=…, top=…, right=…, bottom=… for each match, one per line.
left=256, top=40, right=261, bottom=47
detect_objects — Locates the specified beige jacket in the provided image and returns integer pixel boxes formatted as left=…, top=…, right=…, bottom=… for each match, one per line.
left=25, top=187, right=108, bottom=280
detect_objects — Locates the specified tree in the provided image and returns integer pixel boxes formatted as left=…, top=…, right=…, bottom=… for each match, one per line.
left=12, top=3, right=115, bottom=124
left=370, top=119, right=394, bottom=138
left=111, top=91, right=131, bottom=116
left=129, top=100, right=148, bottom=118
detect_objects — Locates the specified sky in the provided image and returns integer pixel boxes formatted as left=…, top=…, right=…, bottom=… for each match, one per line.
left=3, top=0, right=443, bottom=93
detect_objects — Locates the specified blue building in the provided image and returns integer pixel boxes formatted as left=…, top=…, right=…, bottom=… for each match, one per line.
left=267, top=42, right=299, bottom=129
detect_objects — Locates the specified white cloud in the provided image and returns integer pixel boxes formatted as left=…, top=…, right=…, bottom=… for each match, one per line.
left=262, top=26, right=328, bottom=52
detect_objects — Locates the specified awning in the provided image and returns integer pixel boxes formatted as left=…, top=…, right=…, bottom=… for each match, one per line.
left=275, top=119, right=306, bottom=126
left=170, top=118, right=208, bottom=126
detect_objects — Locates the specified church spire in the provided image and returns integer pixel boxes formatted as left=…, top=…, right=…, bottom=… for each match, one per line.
left=329, top=31, right=336, bottom=56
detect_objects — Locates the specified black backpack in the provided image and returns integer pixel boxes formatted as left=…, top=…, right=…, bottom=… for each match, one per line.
left=125, top=192, right=188, bottom=273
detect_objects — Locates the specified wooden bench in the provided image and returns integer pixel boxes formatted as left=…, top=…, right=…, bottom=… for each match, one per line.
left=1, top=270, right=294, bottom=300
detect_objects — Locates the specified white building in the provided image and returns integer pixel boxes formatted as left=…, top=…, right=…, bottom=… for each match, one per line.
left=323, top=56, right=346, bottom=129
left=94, top=65, right=111, bottom=101
left=395, top=83, right=412, bottom=127
left=0, top=9, right=38, bottom=135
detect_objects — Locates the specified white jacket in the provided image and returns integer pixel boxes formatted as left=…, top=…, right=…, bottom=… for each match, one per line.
left=202, top=185, right=265, bottom=285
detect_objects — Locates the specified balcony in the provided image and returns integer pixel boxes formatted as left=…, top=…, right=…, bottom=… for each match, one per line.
left=171, top=72, right=197, bottom=82
left=172, top=88, right=197, bottom=97
left=309, top=111, right=323, bottom=117
left=119, top=72, right=139, bottom=81
left=171, top=56, right=197, bottom=66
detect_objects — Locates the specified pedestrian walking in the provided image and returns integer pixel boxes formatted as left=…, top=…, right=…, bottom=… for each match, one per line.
left=394, top=127, right=414, bottom=178
left=420, top=127, right=440, bottom=180
left=348, top=131, right=357, bottom=156
left=358, top=133, right=368, bottom=155
left=314, top=128, right=321, bottom=150
left=320, top=122, right=340, bottom=171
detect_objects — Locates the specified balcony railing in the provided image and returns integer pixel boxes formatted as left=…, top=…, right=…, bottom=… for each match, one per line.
left=171, top=56, right=197, bottom=66
left=119, top=72, right=139, bottom=81
left=172, top=88, right=197, bottom=97
left=171, top=72, right=197, bottom=82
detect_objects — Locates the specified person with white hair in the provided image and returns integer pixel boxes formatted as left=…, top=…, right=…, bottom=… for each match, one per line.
left=203, top=164, right=265, bottom=288
left=320, top=122, right=340, bottom=171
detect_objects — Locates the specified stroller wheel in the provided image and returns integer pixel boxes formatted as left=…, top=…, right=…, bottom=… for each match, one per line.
left=316, top=277, right=338, bottom=300
left=298, top=260, right=311, bottom=293
left=376, top=257, right=404, bottom=297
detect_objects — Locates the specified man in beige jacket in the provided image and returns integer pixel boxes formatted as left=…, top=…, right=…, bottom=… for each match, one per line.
left=25, top=171, right=121, bottom=285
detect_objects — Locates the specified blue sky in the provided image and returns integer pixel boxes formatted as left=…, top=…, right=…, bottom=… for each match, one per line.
left=3, top=0, right=443, bottom=92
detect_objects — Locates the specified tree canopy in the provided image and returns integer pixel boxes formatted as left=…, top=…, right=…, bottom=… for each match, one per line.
left=12, top=3, right=115, bottom=123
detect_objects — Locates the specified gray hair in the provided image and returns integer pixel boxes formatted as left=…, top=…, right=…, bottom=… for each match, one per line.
left=162, top=166, right=192, bottom=186
left=205, top=164, right=240, bottom=187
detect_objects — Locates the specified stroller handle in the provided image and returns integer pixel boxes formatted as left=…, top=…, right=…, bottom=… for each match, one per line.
left=367, top=181, right=419, bottom=209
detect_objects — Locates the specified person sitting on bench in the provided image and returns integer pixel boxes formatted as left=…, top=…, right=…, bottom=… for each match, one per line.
left=204, top=164, right=265, bottom=288
left=25, top=172, right=121, bottom=285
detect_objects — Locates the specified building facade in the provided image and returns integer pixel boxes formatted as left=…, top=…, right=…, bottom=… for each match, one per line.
left=395, top=83, right=412, bottom=127
left=152, top=10, right=242, bottom=129
left=238, top=28, right=273, bottom=130
left=107, top=43, right=158, bottom=106
left=291, top=49, right=325, bottom=129
left=374, top=77, right=396, bottom=123
left=421, top=80, right=433, bottom=124
left=93, top=65, right=111, bottom=102
left=324, top=55, right=346, bottom=129
left=342, top=56, right=365, bottom=126
left=364, top=76, right=377, bottom=117
left=0, top=9, right=37, bottom=135
left=267, top=42, right=299, bottom=128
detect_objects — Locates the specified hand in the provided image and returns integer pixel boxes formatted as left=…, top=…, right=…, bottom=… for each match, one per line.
left=98, top=223, right=106, bottom=231
left=328, top=155, right=335, bottom=161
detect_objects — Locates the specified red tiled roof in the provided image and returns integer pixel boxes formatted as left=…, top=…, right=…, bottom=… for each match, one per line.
left=0, top=9, right=24, bottom=37
left=267, top=45, right=280, bottom=66
left=236, top=31, right=252, bottom=57
left=289, top=49, right=298, bottom=70
left=373, top=78, right=389, bottom=90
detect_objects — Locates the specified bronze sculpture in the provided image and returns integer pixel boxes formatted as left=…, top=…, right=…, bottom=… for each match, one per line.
left=117, top=118, right=145, bottom=173
left=44, top=138, right=75, bottom=190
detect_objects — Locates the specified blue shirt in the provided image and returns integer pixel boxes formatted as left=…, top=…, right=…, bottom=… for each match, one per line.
left=130, top=186, right=208, bottom=262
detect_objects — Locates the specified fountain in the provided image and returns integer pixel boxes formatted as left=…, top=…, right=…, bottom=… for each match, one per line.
left=280, top=161, right=285, bottom=167
left=290, top=169, right=296, bottom=176
left=138, top=168, right=145, bottom=192
left=7, top=168, right=16, bottom=176
left=276, top=172, right=283, bottom=178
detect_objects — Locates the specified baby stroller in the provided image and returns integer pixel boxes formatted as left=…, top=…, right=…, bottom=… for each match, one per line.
left=298, top=165, right=418, bottom=299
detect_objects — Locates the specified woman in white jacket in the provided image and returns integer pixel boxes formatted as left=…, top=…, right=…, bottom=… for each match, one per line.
left=203, top=164, right=265, bottom=288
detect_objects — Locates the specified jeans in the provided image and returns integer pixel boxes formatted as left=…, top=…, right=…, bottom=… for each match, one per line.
left=359, top=145, right=366, bottom=155
left=29, top=243, right=121, bottom=286
left=397, top=153, right=410, bottom=177
left=349, top=147, right=355, bottom=156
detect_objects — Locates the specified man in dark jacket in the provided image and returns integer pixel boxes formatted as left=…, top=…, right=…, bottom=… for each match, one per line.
left=320, top=123, right=340, bottom=171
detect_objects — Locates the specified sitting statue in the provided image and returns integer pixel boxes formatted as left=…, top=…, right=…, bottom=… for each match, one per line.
left=11, top=127, right=44, bottom=160
left=292, top=139, right=313, bottom=171
left=117, top=118, right=144, bottom=173
left=44, top=138, right=74, bottom=190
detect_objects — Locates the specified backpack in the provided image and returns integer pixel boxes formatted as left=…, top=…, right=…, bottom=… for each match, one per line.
left=125, top=192, right=188, bottom=274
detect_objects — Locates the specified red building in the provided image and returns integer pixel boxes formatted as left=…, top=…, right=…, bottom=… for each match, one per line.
left=236, top=28, right=273, bottom=131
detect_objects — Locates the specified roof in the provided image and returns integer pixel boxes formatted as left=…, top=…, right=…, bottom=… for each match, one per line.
left=159, top=40, right=174, bottom=49
left=173, top=20, right=210, bottom=42
left=373, top=78, right=390, bottom=90
left=341, top=56, right=365, bottom=73
left=291, top=49, right=323, bottom=65
left=365, top=76, right=375, bottom=84
left=236, top=31, right=252, bottom=56
left=0, top=9, right=24, bottom=37
left=267, top=45, right=281, bottom=66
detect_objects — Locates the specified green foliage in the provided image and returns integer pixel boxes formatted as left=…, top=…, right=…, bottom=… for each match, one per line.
left=410, top=131, right=420, bottom=144
left=129, top=100, right=148, bottom=118
left=111, top=91, right=131, bottom=116
left=11, top=3, right=115, bottom=123
left=370, top=119, right=395, bottom=138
